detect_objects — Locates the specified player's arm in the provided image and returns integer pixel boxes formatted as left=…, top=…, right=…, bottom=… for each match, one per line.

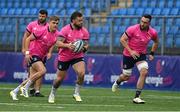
left=56, top=36, right=75, bottom=50
left=24, top=34, right=36, bottom=62
left=22, top=31, right=31, bottom=54
left=24, top=34, right=36, bottom=51
left=81, top=40, right=89, bottom=53
left=149, top=37, right=159, bottom=60
left=120, top=33, right=132, bottom=53
left=120, top=33, right=139, bottom=59
left=47, top=45, right=54, bottom=60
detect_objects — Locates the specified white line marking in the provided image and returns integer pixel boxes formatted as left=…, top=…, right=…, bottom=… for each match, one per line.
left=0, top=103, right=63, bottom=109
left=2, top=87, right=180, bottom=99
left=146, top=94, right=180, bottom=99
left=0, top=87, right=75, bottom=91
left=0, top=102, right=124, bottom=108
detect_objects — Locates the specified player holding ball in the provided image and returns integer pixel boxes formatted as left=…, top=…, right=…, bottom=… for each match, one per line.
left=48, top=11, right=89, bottom=103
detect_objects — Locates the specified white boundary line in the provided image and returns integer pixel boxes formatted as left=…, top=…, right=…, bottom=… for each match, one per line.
left=0, top=102, right=124, bottom=108
left=146, top=94, right=180, bottom=99
left=0, top=103, right=63, bottom=109
left=0, top=87, right=75, bottom=91
left=2, top=87, right=180, bottom=99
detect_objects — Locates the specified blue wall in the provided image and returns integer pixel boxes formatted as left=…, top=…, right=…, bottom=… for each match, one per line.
left=0, top=52, right=180, bottom=91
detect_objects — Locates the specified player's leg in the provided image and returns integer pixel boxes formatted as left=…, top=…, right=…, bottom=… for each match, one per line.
left=28, top=70, right=36, bottom=96
left=10, top=65, right=32, bottom=99
left=48, top=61, right=69, bottom=103
left=112, top=56, right=134, bottom=92
left=133, top=61, right=148, bottom=104
left=26, top=59, right=36, bottom=96
left=48, top=70, right=67, bottom=103
left=9, top=79, right=29, bottom=100
left=21, top=61, right=46, bottom=98
left=72, top=59, right=85, bottom=102
left=34, top=77, right=44, bottom=97
left=112, top=70, right=132, bottom=92
left=26, top=66, right=36, bottom=97
left=33, top=56, right=47, bottom=97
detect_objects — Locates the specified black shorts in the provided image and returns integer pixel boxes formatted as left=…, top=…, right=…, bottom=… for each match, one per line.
left=57, top=57, right=84, bottom=71
left=27, top=55, right=47, bottom=67
left=123, top=54, right=146, bottom=69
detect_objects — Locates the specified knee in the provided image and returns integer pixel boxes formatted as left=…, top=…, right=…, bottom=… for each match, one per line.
left=140, top=68, right=148, bottom=76
left=122, top=69, right=132, bottom=81
left=40, top=68, right=47, bottom=75
left=56, top=75, right=63, bottom=81
left=121, top=74, right=130, bottom=81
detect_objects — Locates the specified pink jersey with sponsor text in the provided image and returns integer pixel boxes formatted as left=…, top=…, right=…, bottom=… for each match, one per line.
left=58, top=24, right=90, bottom=61
left=123, top=24, right=158, bottom=56
left=26, top=20, right=48, bottom=34
left=29, top=27, right=58, bottom=59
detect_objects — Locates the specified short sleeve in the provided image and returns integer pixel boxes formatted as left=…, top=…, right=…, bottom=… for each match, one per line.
left=82, top=28, right=90, bottom=40
left=125, top=26, right=134, bottom=38
left=33, top=29, right=45, bottom=39
left=26, top=22, right=33, bottom=33
left=59, top=27, right=68, bottom=39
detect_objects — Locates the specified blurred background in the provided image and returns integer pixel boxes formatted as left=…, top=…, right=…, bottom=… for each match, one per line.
left=0, top=0, right=179, bottom=55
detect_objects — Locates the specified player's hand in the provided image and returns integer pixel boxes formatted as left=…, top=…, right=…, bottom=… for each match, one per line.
left=46, top=53, right=52, bottom=60
left=149, top=55, right=154, bottom=61
left=25, top=54, right=32, bottom=64
left=67, top=43, right=75, bottom=51
left=130, top=50, right=140, bottom=59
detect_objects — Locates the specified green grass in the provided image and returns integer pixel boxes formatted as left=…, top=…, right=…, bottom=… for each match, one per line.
left=0, top=83, right=180, bottom=111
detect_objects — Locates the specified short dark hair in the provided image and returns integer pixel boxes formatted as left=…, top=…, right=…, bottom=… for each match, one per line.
left=70, top=11, right=83, bottom=22
left=49, top=15, right=60, bottom=21
left=39, top=9, right=48, bottom=16
left=142, top=14, right=152, bottom=22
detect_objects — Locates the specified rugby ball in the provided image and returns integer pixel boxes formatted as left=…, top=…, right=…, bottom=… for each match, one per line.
left=72, top=40, right=84, bottom=53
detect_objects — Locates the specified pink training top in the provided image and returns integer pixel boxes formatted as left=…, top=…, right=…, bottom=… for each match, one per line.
left=26, top=20, right=48, bottom=34
left=26, top=20, right=49, bottom=49
left=29, top=27, right=59, bottom=59
left=123, top=24, right=158, bottom=56
left=58, top=24, right=90, bottom=61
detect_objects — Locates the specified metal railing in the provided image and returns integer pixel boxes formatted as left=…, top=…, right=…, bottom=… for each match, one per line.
left=0, top=15, right=180, bottom=55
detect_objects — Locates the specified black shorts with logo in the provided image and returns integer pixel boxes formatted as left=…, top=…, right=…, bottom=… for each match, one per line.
left=57, top=57, right=84, bottom=71
left=123, top=54, right=146, bottom=69
left=27, top=55, right=47, bottom=67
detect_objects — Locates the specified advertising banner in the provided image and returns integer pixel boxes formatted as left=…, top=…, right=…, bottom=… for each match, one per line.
left=0, top=52, right=180, bottom=91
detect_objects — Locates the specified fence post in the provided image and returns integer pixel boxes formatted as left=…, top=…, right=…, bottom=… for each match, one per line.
left=109, top=17, right=113, bottom=54
left=14, top=18, right=19, bottom=52
left=161, top=17, right=166, bottom=55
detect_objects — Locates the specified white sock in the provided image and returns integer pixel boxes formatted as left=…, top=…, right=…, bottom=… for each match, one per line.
left=51, top=86, right=57, bottom=95
left=35, top=90, right=40, bottom=93
left=24, top=80, right=32, bottom=90
left=114, top=81, right=118, bottom=85
left=74, top=84, right=81, bottom=95
left=13, top=85, right=21, bottom=94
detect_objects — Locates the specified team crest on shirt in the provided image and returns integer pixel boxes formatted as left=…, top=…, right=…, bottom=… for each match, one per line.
left=68, top=34, right=72, bottom=37
left=43, top=36, right=47, bottom=39
left=58, top=65, right=62, bottom=69
left=33, top=57, right=37, bottom=61
left=33, top=27, right=37, bottom=31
